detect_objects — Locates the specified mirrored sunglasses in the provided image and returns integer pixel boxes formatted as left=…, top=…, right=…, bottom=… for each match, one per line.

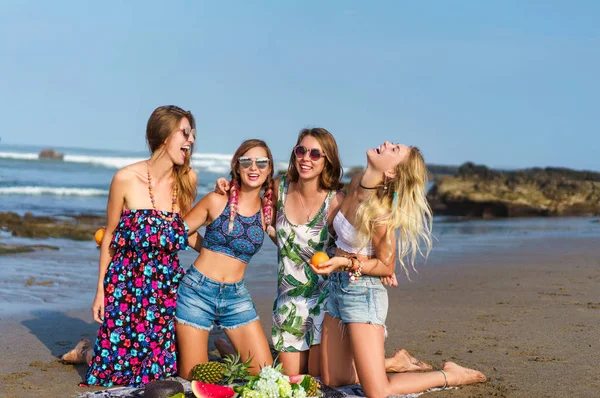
left=293, top=145, right=326, bottom=161
left=239, top=156, right=270, bottom=169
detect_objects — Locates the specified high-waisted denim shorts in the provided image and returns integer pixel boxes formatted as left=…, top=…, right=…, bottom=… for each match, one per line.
left=176, top=266, right=259, bottom=331
left=326, top=272, right=388, bottom=329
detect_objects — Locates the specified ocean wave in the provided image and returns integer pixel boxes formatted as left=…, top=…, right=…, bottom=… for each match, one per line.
left=63, top=154, right=147, bottom=169
left=0, top=151, right=290, bottom=174
left=0, top=152, right=39, bottom=161
left=0, top=186, right=108, bottom=196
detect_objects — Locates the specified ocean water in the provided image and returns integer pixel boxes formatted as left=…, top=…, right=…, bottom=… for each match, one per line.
left=1, top=144, right=599, bottom=315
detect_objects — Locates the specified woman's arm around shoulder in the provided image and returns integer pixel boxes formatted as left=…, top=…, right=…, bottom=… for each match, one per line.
left=185, top=192, right=228, bottom=234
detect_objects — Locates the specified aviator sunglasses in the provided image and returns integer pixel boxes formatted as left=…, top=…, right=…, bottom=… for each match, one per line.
left=293, top=145, right=326, bottom=161
left=239, top=156, right=270, bottom=169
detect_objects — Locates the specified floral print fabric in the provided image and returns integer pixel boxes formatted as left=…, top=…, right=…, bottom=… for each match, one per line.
left=85, top=209, right=188, bottom=387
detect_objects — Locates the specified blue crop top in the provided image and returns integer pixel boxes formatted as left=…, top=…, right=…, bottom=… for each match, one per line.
left=202, top=202, right=265, bottom=264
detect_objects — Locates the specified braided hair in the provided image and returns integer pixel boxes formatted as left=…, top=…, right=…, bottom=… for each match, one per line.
left=227, top=139, right=275, bottom=233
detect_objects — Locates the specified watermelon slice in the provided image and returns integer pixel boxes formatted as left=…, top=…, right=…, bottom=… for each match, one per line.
left=191, top=381, right=236, bottom=398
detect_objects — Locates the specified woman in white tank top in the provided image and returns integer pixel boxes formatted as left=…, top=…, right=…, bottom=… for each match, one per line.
left=311, top=141, right=487, bottom=396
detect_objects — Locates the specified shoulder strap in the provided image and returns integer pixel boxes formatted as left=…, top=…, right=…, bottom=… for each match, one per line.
left=278, top=175, right=288, bottom=205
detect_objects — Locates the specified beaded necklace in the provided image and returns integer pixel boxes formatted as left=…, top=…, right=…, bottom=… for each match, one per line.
left=147, top=165, right=178, bottom=222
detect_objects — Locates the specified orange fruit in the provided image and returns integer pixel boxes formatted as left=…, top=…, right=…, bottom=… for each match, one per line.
left=94, top=227, right=106, bottom=246
left=310, top=251, right=329, bottom=267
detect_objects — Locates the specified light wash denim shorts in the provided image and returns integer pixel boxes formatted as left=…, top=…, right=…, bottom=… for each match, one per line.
left=326, top=272, right=388, bottom=329
left=176, top=266, right=259, bottom=331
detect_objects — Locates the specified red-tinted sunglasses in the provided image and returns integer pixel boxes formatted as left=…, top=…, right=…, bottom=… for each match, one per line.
left=293, top=145, right=326, bottom=161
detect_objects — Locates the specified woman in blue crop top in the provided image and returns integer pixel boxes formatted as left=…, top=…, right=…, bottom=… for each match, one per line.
left=310, top=141, right=487, bottom=397
left=175, top=139, right=275, bottom=380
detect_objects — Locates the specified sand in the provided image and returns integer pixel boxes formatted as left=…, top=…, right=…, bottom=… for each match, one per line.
left=1, top=236, right=598, bottom=398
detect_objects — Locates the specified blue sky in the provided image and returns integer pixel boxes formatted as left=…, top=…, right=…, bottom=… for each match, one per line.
left=1, top=1, right=598, bottom=170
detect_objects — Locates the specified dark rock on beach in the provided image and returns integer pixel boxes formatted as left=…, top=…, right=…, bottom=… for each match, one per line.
left=38, top=148, right=64, bottom=160
left=0, top=212, right=106, bottom=243
left=427, top=162, right=600, bottom=218
left=0, top=243, right=60, bottom=255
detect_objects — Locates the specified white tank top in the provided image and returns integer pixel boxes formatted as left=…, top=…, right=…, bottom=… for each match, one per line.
left=333, top=211, right=375, bottom=256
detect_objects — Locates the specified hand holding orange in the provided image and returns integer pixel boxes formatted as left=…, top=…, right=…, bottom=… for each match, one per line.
left=94, top=227, right=106, bottom=246
left=310, top=251, right=330, bottom=268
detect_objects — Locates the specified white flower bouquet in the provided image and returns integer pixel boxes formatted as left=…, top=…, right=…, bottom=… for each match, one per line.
left=234, top=363, right=321, bottom=398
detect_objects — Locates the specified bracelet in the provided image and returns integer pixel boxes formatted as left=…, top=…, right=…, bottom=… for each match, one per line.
left=348, top=257, right=363, bottom=283
left=438, top=369, right=448, bottom=390
left=340, top=257, right=352, bottom=272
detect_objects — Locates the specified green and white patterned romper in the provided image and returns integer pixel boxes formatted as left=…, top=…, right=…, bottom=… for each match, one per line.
left=271, top=176, right=337, bottom=352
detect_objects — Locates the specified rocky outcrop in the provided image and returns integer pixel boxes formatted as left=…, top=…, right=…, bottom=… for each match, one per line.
left=0, top=212, right=106, bottom=241
left=427, top=162, right=600, bottom=218
left=38, top=148, right=64, bottom=160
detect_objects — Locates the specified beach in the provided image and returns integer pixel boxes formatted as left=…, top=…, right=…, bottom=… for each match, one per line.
left=1, top=235, right=598, bottom=398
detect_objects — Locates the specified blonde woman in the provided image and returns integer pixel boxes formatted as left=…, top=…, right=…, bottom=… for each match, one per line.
left=311, top=141, right=486, bottom=397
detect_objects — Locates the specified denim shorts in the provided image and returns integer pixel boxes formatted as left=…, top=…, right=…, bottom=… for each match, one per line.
left=176, top=266, right=259, bottom=331
left=326, top=272, right=388, bottom=329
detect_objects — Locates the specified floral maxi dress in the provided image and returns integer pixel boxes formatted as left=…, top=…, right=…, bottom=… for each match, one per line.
left=85, top=209, right=188, bottom=387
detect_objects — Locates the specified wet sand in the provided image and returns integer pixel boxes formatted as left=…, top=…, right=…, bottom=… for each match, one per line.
left=1, top=236, right=598, bottom=397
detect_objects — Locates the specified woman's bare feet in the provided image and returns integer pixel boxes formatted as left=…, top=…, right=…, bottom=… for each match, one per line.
left=61, top=339, right=91, bottom=364
left=385, top=349, right=433, bottom=373
left=442, top=361, right=487, bottom=386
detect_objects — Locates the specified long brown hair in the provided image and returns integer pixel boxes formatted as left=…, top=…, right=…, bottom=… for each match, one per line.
left=287, top=128, right=343, bottom=190
left=146, top=105, right=197, bottom=215
left=228, top=139, right=275, bottom=232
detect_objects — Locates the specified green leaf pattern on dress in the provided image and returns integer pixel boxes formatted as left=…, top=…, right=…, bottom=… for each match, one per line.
left=271, top=176, right=337, bottom=352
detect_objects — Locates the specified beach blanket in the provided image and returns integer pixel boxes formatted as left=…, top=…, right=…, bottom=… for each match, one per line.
left=77, top=377, right=446, bottom=398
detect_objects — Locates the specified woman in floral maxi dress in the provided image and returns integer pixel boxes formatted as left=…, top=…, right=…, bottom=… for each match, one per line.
left=63, top=105, right=198, bottom=387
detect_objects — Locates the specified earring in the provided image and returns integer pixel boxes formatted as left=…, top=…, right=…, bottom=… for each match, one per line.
left=383, top=175, right=389, bottom=192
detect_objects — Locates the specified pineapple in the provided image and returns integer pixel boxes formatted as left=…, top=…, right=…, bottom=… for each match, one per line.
left=192, top=361, right=225, bottom=384
left=222, top=352, right=253, bottom=384
left=300, top=375, right=320, bottom=397
left=191, top=352, right=252, bottom=385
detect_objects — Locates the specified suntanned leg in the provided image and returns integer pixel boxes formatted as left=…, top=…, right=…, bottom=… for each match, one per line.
left=385, top=349, right=433, bottom=372
left=320, top=314, right=358, bottom=387
left=307, top=344, right=321, bottom=377
left=348, top=323, right=486, bottom=397
left=225, top=320, right=273, bottom=376
left=176, top=323, right=210, bottom=380
left=347, top=323, right=390, bottom=397
left=279, top=351, right=309, bottom=376
left=216, top=335, right=320, bottom=377
left=215, top=333, right=420, bottom=377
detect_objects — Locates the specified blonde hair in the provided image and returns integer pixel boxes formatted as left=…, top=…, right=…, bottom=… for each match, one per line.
left=146, top=105, right=197, bottom=215
left=354, top=146, right=433, bottom=277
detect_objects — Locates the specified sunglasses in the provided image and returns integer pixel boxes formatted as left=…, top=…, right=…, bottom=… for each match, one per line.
left=239, top=156, right=270, bottom=169
left=293, top=145, right=326, bottom=161
left=180, top=127, right=197, bottom=140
